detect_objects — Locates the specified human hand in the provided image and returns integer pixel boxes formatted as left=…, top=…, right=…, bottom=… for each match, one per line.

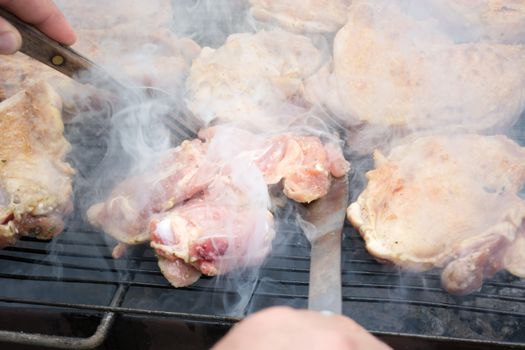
left=212, top=306, right=392, bottom=350
left=0, top=0, right=76, bottom=54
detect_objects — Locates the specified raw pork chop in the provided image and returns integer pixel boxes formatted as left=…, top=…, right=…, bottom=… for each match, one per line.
left=305, top=2, right=525, bottom=135
left=0, top=82, right=74, bottom=247
left=249, top=0, right=351, bottom=33
left=347, top=134, right=525, bottom=294
left=186, top=30, right=324, bottom=129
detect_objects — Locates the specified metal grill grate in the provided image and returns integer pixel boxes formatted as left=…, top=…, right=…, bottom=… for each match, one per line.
left=2, top=221, right=525, bottom=348
left=0, top=113, right=524, bottom=349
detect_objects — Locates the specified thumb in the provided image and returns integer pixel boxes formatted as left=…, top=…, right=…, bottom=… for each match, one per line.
left=0, top=16, right=22, bottom=54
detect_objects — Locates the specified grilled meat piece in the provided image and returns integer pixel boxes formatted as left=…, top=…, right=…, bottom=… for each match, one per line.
left=59, top=0, right=201, bottom=96
left=199, top=126, right=350, bottom=204
left=151, top=125, right=348, bottom=287
left=255, top=134, right=348, bottom=203
left=157, top=256, right=202, bottom=288
left=347, top=134, right=525, bottom=295
left=186, top=30, right=324, bottom=129
left=87, top=139, right=209, bottom=252
left=249, top=0, right=351, bottom=33
left=69, top=27, right=201, bottom=96
left=89, top=126, right=348, bottom=286
left=432, top=0, right=525, bottom=43
left=0, top=82, right=74, bottom=247
left=56, top=0, right=175, bottom=32
left=151, top=174, right=275, bottom=286
left=305, top=2, right=525, bottom=138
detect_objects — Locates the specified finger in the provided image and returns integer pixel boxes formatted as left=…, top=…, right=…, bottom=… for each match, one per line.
left=0, top=15, right=21, bottom=54
left=0, top=0, right=76, bottom=45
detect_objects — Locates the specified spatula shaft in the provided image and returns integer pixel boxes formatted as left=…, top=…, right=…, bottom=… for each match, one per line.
left=308, top=230, right=342, bottom=313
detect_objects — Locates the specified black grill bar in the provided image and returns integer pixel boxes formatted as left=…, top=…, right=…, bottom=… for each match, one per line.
left=3, top=260, right=525, bottom=317
left=2, top=249, right=525, bottom=297
left=4, top=242, right=525, bottom=290
left=3, top=230, right=525, bottom=310
left=4, top=285, right=525, bottom=320
left=0, top=297, right=240, bottom=324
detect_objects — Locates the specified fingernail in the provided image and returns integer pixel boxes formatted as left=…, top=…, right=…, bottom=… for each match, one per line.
left=0, top=32, right=20, bottom=54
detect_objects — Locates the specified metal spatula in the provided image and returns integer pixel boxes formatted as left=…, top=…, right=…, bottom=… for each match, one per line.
left=302, top=174, right=349, bottom=313
left=0, top=7, right=202, bottom=139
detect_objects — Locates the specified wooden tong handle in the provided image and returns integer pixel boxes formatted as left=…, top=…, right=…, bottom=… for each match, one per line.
left=0, top=7, right=95, bottom=78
